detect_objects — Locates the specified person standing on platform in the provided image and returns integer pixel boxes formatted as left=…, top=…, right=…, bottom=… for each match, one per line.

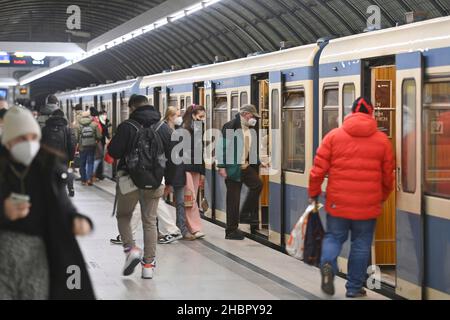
left=96, top=110, right=111, bottom=180
left=308, top=97, right=395, bottom=298
left=0, top=106, right=94, bottom=300
left=76, top=111, right=101, bottom=186
left=161, top=106, right=193, bottom=242
left=41, top=109, right=77, bottom=197
left=37, top=95, right=60, bottom=129
left=182, top=105, right=207, bottom=240
left=217, top=104, right=264, bottom=240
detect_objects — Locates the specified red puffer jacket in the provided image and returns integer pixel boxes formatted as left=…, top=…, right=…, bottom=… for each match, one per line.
left=308, top=112, right=395, bottom=220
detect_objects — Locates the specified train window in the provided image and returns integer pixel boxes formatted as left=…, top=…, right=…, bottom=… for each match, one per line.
left=231, top=94, right=239, bottom=119
left=240, top=92, right=248, bottom=107
left=402, top=79, right=417, bottom=194
left=186, top=96, right=192, bottom=107
left=323, top=87, right=339, bottom=138
left=343, top=83, right=355, bottom=118
left=284, top=91, right=305, bottom=107
left=282, top=88, right=305, bottom=172
left=169, top=97, right=178, bottom=108
left=424, top=81, right=450, bottom=199
left=271, top=89, right=279, bottom=130
left=213, top=96, right=228, bottom=130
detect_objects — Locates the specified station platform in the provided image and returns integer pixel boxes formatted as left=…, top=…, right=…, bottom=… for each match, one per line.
left=72, top=179, right=389, bottom=300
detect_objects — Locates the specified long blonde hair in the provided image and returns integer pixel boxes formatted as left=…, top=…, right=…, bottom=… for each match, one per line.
left=164, top=106, right=178, bottom=122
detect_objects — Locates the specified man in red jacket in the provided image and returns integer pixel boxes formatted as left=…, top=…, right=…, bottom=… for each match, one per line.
left=309, top=97, right=395, bottom=298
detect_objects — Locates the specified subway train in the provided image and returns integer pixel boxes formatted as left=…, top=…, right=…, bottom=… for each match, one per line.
left=55, top=16, right=450, bottom=300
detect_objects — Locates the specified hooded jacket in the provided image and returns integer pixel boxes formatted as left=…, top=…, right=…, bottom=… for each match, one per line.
left=42, top=116, right=76, bottom=161
left=37, top=104, right=60, bottom=128
left=308, top=112, right=395, bottom=220
left=108, top=106, right=172, bottom=177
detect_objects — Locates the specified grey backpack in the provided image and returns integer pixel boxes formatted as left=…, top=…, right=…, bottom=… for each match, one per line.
left=80, top=125, right=96, bottom=147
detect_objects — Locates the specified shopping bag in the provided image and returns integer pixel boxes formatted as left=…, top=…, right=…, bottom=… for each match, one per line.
left=303, top=204, right=325, bottom=266
left=104, top=151, right=114, bottom=165
left=286, top=202, right=323, bottom=260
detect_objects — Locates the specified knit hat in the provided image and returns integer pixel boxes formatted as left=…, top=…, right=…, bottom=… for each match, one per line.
left=1, top=106, right=42, bottom=146
left=352, top=97, right=374, bottom=115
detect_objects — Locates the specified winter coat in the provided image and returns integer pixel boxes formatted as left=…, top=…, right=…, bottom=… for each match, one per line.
left=308, top=112, right=395, bottom=220
left=42, top=115, right=76, bottom=161
left=37, top=104, right=60, bottom=128
left=0, top=147, right=95, bottom=299
left=76, top=116, right=102, bottom=151
left=183, top=121, right=205, bottom=175
left=108, top=105, right=172, bottom=179
left=164, top=123, right=186, bottom=188
left=216, top=114, right=259, bottom=182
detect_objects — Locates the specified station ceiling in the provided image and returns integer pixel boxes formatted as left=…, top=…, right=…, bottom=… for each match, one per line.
left=1, top=0, right=449, bottom=103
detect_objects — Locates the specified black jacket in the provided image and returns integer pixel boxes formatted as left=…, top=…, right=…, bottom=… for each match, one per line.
left=163, top=123, right=186, bottom=188
left=0, top=148, right=95, bottom=300
left=183, top=121, right=205, bottom=175
left=42, top=116, right=77, bottom=161
left=108, top=105, right=172, bottom=179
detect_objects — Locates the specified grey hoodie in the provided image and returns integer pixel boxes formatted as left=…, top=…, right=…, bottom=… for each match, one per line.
left=38, top=104, right=60, bottom=128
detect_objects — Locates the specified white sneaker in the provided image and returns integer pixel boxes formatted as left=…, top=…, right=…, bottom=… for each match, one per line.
left=142, top=260, right=156, bottom=279
left=194, top=232, right=205, bottom=239
left=122, top=247, right=143, bottom=276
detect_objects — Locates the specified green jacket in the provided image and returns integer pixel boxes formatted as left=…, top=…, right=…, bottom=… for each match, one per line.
left=216, top=114, right=259, bottom=182
left=76, top=116, right=101, bottom=151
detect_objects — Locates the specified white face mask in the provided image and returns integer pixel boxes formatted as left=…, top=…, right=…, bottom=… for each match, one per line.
left=248, top=118, right=257, bottom=127
left=10, top=140, right=40, bottom=167
left=174, top=116, right=183, bottom=126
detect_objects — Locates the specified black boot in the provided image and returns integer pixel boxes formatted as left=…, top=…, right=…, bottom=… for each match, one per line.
left=321, top=263, right=335, bottom=295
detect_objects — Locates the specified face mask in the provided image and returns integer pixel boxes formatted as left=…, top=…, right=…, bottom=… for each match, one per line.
left=100, top=115, right=107, bottom=122
left=248, top=118, right=257, bottom=127
left=10, top=140, right=40, bottom=167
left=174, top=116, right=183, bottom=126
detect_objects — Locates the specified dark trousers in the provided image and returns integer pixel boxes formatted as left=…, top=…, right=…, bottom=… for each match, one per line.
left=80, top=147, right=95, bottom=182
left=225, top=166, right=263, bottom=234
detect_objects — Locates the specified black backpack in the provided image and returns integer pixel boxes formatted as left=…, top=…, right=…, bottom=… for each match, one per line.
left=124, top=119, right=167, bottom=190
left=42, top=124, right=68, bottom=156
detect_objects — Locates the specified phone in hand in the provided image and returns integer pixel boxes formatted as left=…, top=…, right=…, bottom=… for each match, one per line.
left=10, top=193, right=30, bottom=205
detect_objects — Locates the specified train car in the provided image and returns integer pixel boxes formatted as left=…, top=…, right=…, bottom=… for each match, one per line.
left=318, top=16, right=450, bottom=299
left=60, top=15, right=450, bottom=300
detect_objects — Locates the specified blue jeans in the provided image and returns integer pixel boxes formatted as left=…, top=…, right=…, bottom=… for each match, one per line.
left=320, top=214, right=376, bottom=294
left=173, top=186, right=188, bottom=236
left=80, top=147, right=95, bottom=182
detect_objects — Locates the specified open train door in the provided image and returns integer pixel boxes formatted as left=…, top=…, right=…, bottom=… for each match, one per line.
left=204, top=80, right=216, bottom=220
left=395, top=51, right=424, bottom=300
left=268, top=71, right=284, bottom=247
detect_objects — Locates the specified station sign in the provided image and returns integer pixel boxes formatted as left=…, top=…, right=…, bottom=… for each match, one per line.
left=0, top=53, right=49, bottom=67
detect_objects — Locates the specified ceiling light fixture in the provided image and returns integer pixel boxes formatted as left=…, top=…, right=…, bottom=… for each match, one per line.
left=20, top=0, right=223, bottom=86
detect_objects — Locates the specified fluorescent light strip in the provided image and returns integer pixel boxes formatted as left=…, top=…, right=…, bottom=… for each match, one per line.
left=20, top=0, right=222, bottom=86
